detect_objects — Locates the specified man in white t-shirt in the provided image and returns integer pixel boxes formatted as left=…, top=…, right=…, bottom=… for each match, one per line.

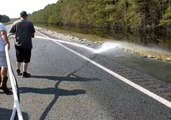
left=0, top=18, right=11, bottom=94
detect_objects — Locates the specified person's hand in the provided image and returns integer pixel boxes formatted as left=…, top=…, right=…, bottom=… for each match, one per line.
left=7, top=33, right=13, bottom=37
left=31, top=33, right=34, bottom=38
left=6, top=43, right=10, bottom=50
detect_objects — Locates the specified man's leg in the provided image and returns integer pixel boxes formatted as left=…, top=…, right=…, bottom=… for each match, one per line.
left=16, top=46, right=23, bottom=75
left=22, top=48, right=31, bottom=78
left=23, top=63, right=31, bottom=77
left=1, top=67, right=7, bottom=78
left=16, top=61, right=21, bottom=70
left=23, top=62, right=28, bottom=72
left=0, top=67, right=11, bottom=94
left=16, top=62, right=22, bottom=75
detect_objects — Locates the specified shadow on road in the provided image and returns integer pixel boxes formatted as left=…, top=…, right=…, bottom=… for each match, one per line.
left=19, top=74, right=99, bottom=120
left=0, top=107, right=29, bottom=120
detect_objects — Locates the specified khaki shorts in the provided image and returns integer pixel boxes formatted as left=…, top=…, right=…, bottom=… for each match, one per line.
left=0, top=51, right=7, bottom=68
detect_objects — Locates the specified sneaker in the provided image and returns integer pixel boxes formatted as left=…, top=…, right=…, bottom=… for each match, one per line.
left=16, top=69, right=22, bottom=75
left=23, top=72, right=31, bottom=78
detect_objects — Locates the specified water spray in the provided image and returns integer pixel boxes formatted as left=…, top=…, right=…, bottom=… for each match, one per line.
left=36, top=36, right=120, bottom=54
left=94, top=42, right=120, bottom=54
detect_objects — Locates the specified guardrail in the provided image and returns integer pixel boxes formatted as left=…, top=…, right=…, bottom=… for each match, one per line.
left=5, top=45, right=23, bottom=120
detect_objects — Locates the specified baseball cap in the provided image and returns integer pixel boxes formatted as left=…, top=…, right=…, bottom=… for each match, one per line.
left=20, top=11, right=28, bottom=17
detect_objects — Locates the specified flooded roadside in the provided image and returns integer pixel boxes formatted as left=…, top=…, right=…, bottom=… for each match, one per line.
left=36, top=26, right=171, bottom=83
left=112, top=52, right=171, bottom=83
left=37, top=25, right=171, bottom=61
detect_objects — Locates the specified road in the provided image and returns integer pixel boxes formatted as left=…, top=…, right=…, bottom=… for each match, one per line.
left=0, top=31, right=171, bottom=120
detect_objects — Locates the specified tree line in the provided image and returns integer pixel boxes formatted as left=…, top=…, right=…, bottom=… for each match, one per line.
left=29, top=0, right=171, bottom=42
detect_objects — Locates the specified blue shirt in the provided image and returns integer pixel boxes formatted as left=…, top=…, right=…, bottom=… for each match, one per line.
left=0, top=22, right=7, bottom=51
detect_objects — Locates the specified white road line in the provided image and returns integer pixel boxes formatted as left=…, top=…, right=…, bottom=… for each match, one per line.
left=36, top=31, right=50, bottom=38
left=35, top=34, right=171, bottom=109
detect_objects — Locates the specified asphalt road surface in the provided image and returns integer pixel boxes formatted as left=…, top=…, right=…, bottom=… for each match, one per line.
left=0, top=31, right=171, bottom=120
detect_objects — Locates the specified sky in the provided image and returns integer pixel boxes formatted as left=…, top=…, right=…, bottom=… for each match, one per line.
left=0, top=0, right=58, bottom=18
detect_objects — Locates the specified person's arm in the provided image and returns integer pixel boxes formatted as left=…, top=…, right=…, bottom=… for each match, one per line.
left=1, top=30, right=10, bottom=50
left=9, top=23, right=16, bottom=34
left=29, top=22, right=35, bottom=38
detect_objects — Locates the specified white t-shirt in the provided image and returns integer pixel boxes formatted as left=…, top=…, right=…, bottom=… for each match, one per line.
left=0, top=22, right=6, bottom=51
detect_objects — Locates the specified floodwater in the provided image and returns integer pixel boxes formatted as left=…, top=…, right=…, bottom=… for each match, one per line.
left=37, top=25, right=171, bottom=83
left=60, top=26, right=171, bottom=52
